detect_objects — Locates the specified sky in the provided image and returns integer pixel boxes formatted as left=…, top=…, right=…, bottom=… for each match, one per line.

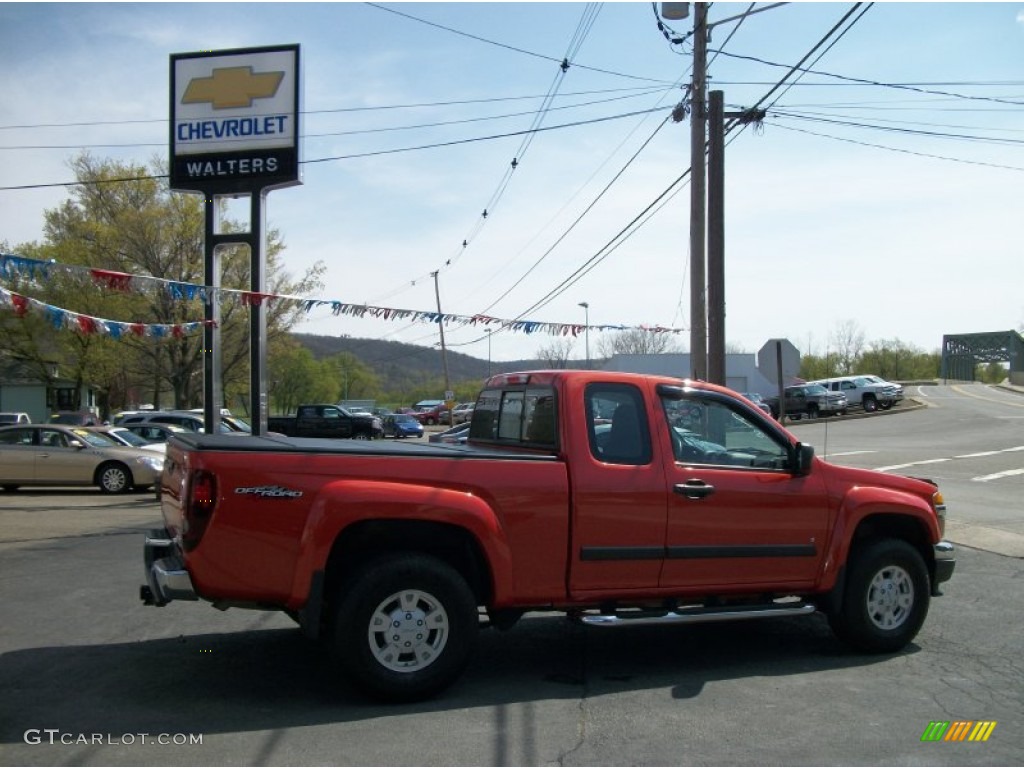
left=1, top=1, right=1022, bottom=364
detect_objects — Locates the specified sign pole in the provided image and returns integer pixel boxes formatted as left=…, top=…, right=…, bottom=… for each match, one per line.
left=170, top=45, right=301, bottom=436
left=250, top=191, right=268, bottom=435
left=202, top=199, right=223, bottom=434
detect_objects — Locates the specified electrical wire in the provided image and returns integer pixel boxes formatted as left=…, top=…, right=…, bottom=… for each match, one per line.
left=0, top=106, right=669, bottom=191
left=365, top=2, right=670, bottom=84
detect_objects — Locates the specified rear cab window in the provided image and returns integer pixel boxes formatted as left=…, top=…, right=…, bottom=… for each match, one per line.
left=469, top=385, right=558, bottom=449
left=585, top=383, right=652, bottom=465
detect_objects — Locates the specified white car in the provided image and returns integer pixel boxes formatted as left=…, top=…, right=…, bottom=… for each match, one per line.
left=451, top=403, right=475, bottom=424
left=86, top=426, right=166, bottom=455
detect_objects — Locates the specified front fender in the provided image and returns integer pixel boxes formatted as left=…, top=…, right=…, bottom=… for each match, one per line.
left=286, top=479, right=513, bottom=609
left=819, top=484, right=939, bottom=591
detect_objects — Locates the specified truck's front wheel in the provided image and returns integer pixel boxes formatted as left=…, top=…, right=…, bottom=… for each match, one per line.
left=829, top=539, right=929, bottom=653
left=333, top=554, right=478, bottom=702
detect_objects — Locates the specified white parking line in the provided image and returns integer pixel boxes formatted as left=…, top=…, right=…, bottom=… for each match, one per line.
left=876, top=458, right=951, bottom=472
left=972, top=468, right=1024, bottom=483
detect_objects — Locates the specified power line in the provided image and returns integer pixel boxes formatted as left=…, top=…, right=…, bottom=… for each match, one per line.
left=710, top=50, right=1024, bottom=107
left=0, top=88, right=669, bottom=151
left=0, top=106, right=670, bottom=191
left=769, top=114, right=1024, bottom=170
left=364, top=1, right=670, bottom=85
left=0, top=86, right=668, bottom=132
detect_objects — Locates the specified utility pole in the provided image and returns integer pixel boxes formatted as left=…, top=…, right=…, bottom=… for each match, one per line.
left=578, top=301, right=590, bottom=369
left=486, top=328, right=493, bottom=378
left=689, top=2, right=708, bottom=381
left=431, top=271, right=452, bottom=419
left=707, top=89, right=725, bottom=386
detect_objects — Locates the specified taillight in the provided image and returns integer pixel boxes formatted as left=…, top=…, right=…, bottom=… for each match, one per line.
left=182, top=469, right=217, bottom=551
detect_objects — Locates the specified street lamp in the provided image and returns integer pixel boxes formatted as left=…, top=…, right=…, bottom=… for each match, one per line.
left=578, top=302, right=590, bottom=369
left=486, top=329, right=493, bottom=378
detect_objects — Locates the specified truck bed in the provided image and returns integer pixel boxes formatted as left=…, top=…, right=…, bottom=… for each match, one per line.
left=167, top=432, right=562, bottom=462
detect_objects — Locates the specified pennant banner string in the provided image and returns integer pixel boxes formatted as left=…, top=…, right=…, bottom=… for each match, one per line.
left=0, top=253, right=686, bottom=339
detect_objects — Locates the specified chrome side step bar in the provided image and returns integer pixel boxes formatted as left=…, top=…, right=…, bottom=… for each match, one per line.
left=579, top=602, right=816, bottom=628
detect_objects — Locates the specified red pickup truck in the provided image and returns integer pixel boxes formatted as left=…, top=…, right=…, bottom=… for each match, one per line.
left=142, top=370, right=955, bottom=701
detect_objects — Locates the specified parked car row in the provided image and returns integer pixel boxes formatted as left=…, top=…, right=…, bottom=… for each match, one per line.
left=761, top=374, right=904, bottom=420
left=764, top=384, right=848, bottom=420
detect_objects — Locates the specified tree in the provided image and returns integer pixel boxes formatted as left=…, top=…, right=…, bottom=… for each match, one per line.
left=596, top=328, right=682, bottom=359
left=268, top=339, right=335, bottom=414
left=829, top=320, right=866, bottom=376
left=325, top=352, right=380, bottom=401
left=4, top=153, right=324, bottom=414
left=536, top=338, right=576, bottom=369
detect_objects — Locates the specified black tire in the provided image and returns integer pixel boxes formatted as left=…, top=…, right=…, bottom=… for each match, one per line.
left=829, top=539, right=930, bottom=653
left=880, top=402, right=893, bottom=410
left=96, top=462, right=132, bottom=494
left=332, top=553, right=478, bottom=702
left=807, top=405, right=819, bottom=419
left=862, top=395, right=878, bottom=413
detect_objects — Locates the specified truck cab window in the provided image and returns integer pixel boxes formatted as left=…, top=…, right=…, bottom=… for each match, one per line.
left=586, top=384, right=651, bottom=465
left=662, top=394, right=788, bottom=469
left=470, top=387, right=557, bottom=448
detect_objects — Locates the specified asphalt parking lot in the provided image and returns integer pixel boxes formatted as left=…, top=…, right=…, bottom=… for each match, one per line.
left=0, top=484, right=1021, bottom=767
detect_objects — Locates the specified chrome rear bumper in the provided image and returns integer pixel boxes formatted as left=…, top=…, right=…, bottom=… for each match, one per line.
left=141, top=528, right=197, bottom=606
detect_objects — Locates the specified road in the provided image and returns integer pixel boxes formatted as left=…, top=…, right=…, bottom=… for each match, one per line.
left=789, top=382, right=1024, bottom=556
left=0, top=384, right=1021, bottom=766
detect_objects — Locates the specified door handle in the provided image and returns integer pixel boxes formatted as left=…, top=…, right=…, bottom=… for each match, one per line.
left=674, top=480, right=715, bottom=500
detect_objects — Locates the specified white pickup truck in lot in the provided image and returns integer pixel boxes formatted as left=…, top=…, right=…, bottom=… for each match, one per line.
left=809, top=375, right=901, bottom=412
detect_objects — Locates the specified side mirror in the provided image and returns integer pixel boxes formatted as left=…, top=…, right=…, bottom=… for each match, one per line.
left=792, top=442, right=814, bottom=476
left=68, top=439, right=85, bottom=450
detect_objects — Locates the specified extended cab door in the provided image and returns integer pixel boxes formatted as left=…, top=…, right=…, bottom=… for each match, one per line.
left=657, top=387, right=830, bottom=590
left=568, top=382, right=668, bottom=594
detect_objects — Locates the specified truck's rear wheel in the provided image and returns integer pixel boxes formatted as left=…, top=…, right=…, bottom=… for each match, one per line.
left=333, top=554, right=478, bottom=702
left=829, top=539, right=929, bottom=653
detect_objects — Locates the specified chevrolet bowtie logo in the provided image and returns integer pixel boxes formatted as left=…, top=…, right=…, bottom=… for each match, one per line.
left=182, top=66, right=284, bottom=110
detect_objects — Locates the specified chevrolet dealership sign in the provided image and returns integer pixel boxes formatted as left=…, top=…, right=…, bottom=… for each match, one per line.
left=170, top=45, right=301, bottom=192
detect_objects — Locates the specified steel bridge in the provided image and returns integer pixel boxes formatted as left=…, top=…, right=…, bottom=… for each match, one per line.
left=941, top=330, right=1024, bottom=382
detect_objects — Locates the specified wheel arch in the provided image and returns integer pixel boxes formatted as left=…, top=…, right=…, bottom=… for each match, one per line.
left=324, top=519, right=493, bottom=606
left=287, top=480, right=509, bottom=635
left=824, top=505, right=938, bottom=601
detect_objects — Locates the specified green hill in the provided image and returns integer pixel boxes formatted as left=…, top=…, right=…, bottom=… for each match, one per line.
left=292, top=332, right=546, bottom=393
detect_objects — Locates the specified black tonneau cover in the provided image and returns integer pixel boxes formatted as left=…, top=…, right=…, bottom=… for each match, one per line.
left=167, top=432, right=561, bottom=461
